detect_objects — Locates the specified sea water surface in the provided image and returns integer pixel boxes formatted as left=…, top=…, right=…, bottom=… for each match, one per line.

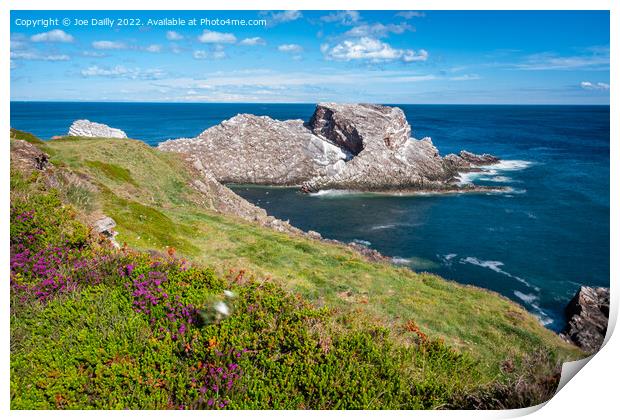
left=10, top=102, right=610, bottom=331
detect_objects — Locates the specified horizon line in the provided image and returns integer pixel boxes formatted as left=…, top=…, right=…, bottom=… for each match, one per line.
left=9, top=100, right=610, bottom=106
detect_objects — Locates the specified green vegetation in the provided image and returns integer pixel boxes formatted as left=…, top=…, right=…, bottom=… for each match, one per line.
left=10, top=131, right=583, bottom=409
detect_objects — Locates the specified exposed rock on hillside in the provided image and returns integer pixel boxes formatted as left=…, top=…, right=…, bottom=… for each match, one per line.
left=562, top=286, right=609, bottom=353
left=68, top=120, right=127, bottom=139
left=185, top=155, right=303, bottom=235
left=159, top=115, right=347, bottom=185
left=158, top=103, right=500, bottom=193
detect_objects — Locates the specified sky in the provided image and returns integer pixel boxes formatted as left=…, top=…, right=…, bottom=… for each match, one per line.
left=10, top=10, right=610, bottom=104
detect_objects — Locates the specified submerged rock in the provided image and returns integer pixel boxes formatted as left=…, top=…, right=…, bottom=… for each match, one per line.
left=68, top=120, right=127, bottom=139
left=562, top=286, right=609, bottom=353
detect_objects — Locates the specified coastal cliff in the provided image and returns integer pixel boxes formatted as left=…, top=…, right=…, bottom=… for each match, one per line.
left=158, top=103, right=502, bottom=193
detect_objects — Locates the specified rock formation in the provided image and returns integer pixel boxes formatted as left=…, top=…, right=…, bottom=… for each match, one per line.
left=68, top=120, right=127, bottom=139
left=443, top=151, right=500, bottom=173
left=159, top=115, right=347, bottom=185
left=562, top=286, right=609, bottom=353
left=158, top=103, right=500, bottom=193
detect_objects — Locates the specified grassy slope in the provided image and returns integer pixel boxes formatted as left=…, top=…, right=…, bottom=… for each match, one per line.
left=11, top=132, right=582, bottom=402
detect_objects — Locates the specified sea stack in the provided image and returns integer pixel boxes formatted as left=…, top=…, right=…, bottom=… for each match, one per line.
left=158, top=103, right=501, bottom=193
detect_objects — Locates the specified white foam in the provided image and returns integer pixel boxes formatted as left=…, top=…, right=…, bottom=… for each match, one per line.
left=309, top=189, right=356, bottom=197
left=513, top=291, right=554, bottom=326
left=479, top=176, right=513, bottom=183
left=482, top=160, right=534, bottom=171
left=460, top=257, right=540, bottom=291
left=371, top=224, right=397, bottom=230
left=514, top=290, right=537, bottom=304
left=531, top=303, right=554, bottom=326
left=351, top=239, right=371, bottom=246
left=392, top=257, right=411, bottom=265
left=444, top=253, right=458, bottom=261
left=456, top=172, right=483, bottom=186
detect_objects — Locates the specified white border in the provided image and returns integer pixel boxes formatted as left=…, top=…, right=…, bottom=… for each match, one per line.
left=2, top=1, right=616, bottom=419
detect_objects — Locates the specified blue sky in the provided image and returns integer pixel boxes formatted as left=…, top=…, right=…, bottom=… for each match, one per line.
left=10, top=10, right=610, bottom=104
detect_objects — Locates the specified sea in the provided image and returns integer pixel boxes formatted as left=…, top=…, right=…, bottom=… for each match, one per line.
left=10, top=102, right=610, bottom=331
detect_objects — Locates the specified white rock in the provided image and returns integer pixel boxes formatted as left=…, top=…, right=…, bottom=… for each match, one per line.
left=68, top=120, right=127, bottom=138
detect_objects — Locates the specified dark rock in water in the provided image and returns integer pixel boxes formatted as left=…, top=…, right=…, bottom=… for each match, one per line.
left=443, top=150, right=500, bottom=174
left=562, top=286, right=609, bottom=353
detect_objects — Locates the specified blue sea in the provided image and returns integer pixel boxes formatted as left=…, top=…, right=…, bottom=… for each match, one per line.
left=10, top=102, right=610, bottom=331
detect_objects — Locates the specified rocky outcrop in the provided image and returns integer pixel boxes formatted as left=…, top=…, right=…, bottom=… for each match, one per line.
left=301, top=103, right=452, bottom=192
left=183, top=155, right=303, bottom=236
left=10, top=139, right=51, bottom=174
left=443, top=151, right=500, bottom=174
left=93, top=216, right=120, bottom=248
left=159, top=115, right=347, bottom=185
left=68, top=120, right=127, bottom=139
left=158, top=103, right=500, bottom=193
left=562, top=286, right=609, bottom=353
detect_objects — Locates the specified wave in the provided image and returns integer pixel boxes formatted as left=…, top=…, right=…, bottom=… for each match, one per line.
left=513, top=290, right=554, bottom=326
left=482, top=160, right=534, bottom=171
left=458, top=160, right=534, bottom=186
left=460, top=257, right=540, bottom=291
left=309, top=189, right=357, bottom=197
left=478, top=176, right=513, bottom=183
left=392, top=257, right=411, bottom=265
left=351, top=239, right=371, bottom=246
left=370, top=222, right=421, bottom=231
left=514, top=290, right=537, bottom=304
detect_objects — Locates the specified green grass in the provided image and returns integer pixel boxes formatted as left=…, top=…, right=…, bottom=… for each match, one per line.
left=10, top=132, right=584, bottom=409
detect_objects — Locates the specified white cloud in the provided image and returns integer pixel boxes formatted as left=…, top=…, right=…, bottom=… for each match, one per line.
left=320, top=11, right=360, bottom=25
left=145, top=44, right=162, bottom=53
left=345, top=23, right=413, bottom=38
left=262, top=10, right=302, bottom=25
left=402, top=49, right=429, bottom=62
left=193, top=49, right=227, bottom=60
left=166, top=31, right=184, bottom=41
left=31, top=29, right=74, bottom=43
left=580, top=81, right=610, bottom=91
left=240, top=37, right=266, bottom=46
left=197, top=30, right=236, bottom=44
left=322, top=37, right=428, bottom=63
left=448, top=74, right=480, bottom=81
left=92, top=40, right=127, bottom=50
left=10, top=51, right=70, bottom=61
left=515, top=52, right=609, bottom=71
left=82, top=50, right=106, bottom=57
left=396, top=11, right=425, bottom=19
left=278, top=44, right=303, bottom=53
left=10, top=40, right=27, bottom=50
left=193, top=50, right=208, bottom=59
left=80, top=65, right=165, bottom=80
